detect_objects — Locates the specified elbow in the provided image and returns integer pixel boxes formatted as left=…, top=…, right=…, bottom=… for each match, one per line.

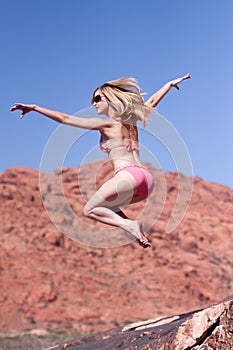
left=62, top=114, right=71, bottom=124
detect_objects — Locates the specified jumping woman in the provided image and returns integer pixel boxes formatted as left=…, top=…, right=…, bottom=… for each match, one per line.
left=10, top=73, right=191, bottom=248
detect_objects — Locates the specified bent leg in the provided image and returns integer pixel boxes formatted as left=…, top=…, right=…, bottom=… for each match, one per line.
left=83, top=172, right=151, bottom=247
left=83, top=172, right=136, bottom=229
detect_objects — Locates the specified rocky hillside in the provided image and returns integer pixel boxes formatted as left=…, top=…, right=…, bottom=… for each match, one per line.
left=0, top=160, right=232, bottom=336
left=46, top=298, right=233, bottom=350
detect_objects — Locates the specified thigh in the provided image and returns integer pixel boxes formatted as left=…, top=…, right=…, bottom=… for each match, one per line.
left=86, top=171, right=137, bottom=210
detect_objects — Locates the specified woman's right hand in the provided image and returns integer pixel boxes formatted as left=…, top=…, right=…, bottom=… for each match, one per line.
left=10, top=103, right=36, bottom=119
left=169, top=73, right=191, bottom=90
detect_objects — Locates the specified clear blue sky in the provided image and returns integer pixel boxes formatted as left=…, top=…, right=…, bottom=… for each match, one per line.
left=1, top=0, right=233, bottom=188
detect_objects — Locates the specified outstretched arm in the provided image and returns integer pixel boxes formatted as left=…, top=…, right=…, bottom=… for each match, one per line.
left=145, top=73, right=191, bottom=109
left=9, top=103, right=112, bottom=130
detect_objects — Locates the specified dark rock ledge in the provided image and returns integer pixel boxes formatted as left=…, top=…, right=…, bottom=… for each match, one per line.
left=45, top=298, right=233, bottom=350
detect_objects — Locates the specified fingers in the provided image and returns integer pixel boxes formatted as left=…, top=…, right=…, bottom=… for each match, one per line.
left=9, top=103, right=18, bottom=111
left=175, top=74, right=191, bottom=86
left=184, top=73, right=191, bottom=80
left=9, top=103, right=28, bottom=119
left=178, top=75, right=191, bottom=84
left=9, top=103, right=23, bottom=111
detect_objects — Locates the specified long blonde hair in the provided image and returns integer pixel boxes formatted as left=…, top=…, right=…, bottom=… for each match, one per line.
left=92, top=77, right=152, bottom=126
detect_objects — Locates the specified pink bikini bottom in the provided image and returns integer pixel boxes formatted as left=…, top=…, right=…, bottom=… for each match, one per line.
left=115, top=165, right=154, bottom=197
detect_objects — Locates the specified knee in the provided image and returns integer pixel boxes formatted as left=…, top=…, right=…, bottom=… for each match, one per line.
left=83, top=203, right=92, bottom=217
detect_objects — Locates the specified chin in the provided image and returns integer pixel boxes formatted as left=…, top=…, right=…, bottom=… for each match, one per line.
left=97, top=110, right=105, bottom=115
left=96, top=107, right=109, bottom=116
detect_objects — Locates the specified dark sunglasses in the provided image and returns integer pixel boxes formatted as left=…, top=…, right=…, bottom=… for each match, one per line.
left=93, top=94, right=105, bottom=103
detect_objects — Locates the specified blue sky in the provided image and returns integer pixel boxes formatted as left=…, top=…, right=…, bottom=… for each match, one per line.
left=1, top=0, right=233, bottom=188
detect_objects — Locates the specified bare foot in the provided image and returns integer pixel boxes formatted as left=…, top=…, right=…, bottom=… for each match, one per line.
left=124, top=220, right=152, bottom=248
left=137, top=233, right=151, bottom=248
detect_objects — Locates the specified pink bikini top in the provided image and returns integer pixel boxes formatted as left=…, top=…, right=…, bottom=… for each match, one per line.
left=100, top=136, right=139, bottom=153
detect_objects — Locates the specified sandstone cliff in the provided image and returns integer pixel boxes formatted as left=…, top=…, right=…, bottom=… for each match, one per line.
left=0, top=161, right=233, bottom=337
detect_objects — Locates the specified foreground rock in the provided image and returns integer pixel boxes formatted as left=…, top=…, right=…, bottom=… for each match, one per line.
left=46, top=298, right=233, bottom=349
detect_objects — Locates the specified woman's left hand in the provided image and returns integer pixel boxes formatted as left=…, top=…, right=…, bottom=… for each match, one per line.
left=169, top=73, right=191, bottom=90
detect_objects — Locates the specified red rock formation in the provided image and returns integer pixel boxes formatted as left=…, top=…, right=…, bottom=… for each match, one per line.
left=0, top=161, right=233, bottom=336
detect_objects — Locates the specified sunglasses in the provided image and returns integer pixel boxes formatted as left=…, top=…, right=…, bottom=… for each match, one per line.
left=93, top=94, right=105, bottom=103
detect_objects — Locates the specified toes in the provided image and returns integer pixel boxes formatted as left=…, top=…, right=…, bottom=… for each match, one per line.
left=137, top=236, right=151, bottom=248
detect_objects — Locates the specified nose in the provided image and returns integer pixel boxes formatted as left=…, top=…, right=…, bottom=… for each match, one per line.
left=93, top=100, right=99, bottom=106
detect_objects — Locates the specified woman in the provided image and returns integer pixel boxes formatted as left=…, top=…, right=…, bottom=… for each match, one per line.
left=10, top=73, right=191, bottom=248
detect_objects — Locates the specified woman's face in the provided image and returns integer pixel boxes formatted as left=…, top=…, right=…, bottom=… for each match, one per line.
left=92, top=89, right=109, bottom=116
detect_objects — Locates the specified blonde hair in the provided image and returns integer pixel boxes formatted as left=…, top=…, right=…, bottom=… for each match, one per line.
left=92, top=77, right=152, bottom=126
